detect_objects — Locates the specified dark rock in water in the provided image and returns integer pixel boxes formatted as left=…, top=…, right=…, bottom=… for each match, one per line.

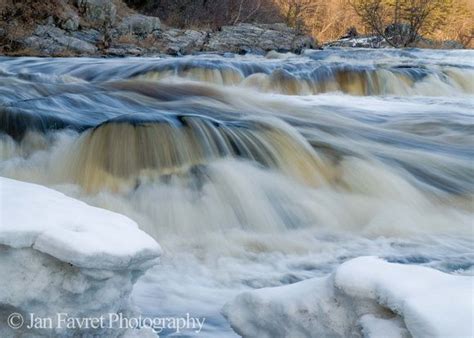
left=0, top=107, right=81, bottom=140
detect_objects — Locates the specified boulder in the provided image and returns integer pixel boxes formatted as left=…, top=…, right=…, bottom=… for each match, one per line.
left=57, top=8, right=80, bottom=31
left=70, top=29, right=103, bottom=45
left=118, top=14, right=161, bottom=36
left=23, top=25, right=97, bottom=55
left=157, top=28, right=209, bottom=55
left=60, top=15, right=80, bottom=31
left=206, top=23, right=317, bottom=54
left=77, top=0, right=117, bottom=27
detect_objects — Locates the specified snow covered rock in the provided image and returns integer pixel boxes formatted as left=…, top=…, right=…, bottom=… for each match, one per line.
left=223, top=256, right=473, bottom=338
left=0, top=177, right=161, bottom=337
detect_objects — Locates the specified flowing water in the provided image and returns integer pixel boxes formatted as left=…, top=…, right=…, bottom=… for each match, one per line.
left=0, top=48, right=473, bottom=336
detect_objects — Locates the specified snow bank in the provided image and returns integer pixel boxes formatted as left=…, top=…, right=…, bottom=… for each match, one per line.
left=0, top=177, right=161, bottom=336
left=223, top=256, right=473, bottom=338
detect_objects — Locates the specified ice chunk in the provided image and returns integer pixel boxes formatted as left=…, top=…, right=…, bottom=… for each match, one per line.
left=335, top=256, right=473, bottom=338
left=223, top=256, right=473, bottom=338
left=0, top=176, right=160, bottom=269
left=0, top=177, right=161, bottom=336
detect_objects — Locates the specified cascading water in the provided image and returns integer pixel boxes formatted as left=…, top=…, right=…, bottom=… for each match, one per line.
left=0, top=48, right=473, bottom=336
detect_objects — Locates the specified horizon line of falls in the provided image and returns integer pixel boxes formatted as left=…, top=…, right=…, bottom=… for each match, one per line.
left=0, top=49, right=473, bottom=336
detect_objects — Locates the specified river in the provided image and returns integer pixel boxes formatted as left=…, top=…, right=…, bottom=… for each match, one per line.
left=0, top=48, right=473, bottom=336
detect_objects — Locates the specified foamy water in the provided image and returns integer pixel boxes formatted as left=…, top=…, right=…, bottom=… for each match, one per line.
left=0, top=49, right=473, bottom=336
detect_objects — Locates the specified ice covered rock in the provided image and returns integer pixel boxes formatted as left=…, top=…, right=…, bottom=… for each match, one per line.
left=0, top=177, right=161, bottom=336
left=223, top=256, right=473, bottom=338
left=324, top=36, right=387, bottom=48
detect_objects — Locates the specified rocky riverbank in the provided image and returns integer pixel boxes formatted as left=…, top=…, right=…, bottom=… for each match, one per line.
left=0, top=0, right=316, bottom=57
left=1, top=0, right=466, bottom=58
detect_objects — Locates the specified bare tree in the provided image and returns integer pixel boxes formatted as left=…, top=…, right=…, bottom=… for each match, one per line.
left=231, top=0, right=263, bottom=25
left=350, top=0, right=455, bottom=47
left=124, top=0, right=472, bottom=47
left=274, top=0, right=321, bottom=32
left=126, top=0, right=277, bottom=29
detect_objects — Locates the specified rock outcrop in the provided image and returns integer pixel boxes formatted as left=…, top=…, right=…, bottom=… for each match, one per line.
left=77, top=0, right=117, bottom=27
left=23, top=25, right=98, bottom=55
left=1, top=0, right=317, bottom=57
left=117, top=14, right=161, bottom=36
left=157, top=28, right=209, bottom=55
left=205, top=23, right=316, bottom=54
left=15, top=19, right=316, bottom=56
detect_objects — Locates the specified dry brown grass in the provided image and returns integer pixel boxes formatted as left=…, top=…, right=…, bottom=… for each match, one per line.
left=116, top=33, right=139, bottom=44
left=137, top=34, right=158, bottom=48
left=429, top=0, right=473, bottom=48
left=114, top=0, right=136, bottom=19
left=274, top=0, right=473, bottom=47
left=127, top=0, right=472, bottom=47
left=0, top=0, right=73, bottom=52
left=116, top=32, right=158, bottom=49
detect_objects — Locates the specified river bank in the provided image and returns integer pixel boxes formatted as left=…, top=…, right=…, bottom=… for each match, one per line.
left=1, top=0, right=467, bottom=58
left=0, top=0, right=316, bottom=57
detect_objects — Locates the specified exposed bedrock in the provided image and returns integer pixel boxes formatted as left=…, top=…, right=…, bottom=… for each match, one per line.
left=2, top=0, right=316, bottom=58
